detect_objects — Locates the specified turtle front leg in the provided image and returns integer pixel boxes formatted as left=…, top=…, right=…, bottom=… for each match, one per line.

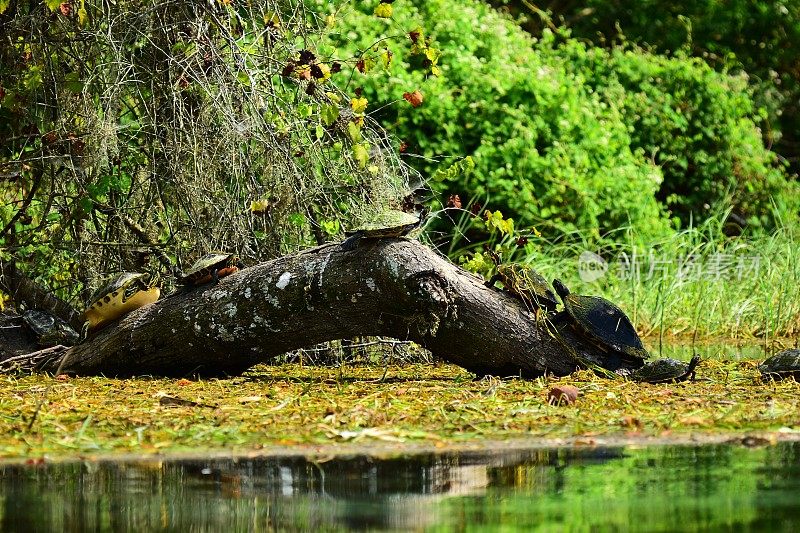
left=212, top=268, right=220, bottom=285
left=340, top=231, right=364, bottom=251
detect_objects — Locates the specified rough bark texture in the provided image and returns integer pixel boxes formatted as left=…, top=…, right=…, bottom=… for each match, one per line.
left=11, top=239, right=626, bottom=378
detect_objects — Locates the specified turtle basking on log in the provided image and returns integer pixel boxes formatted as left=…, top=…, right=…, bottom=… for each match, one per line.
left=340, top=209, right=427, bottom=251
left=552, top=279, right=649, bottom=365
left=22, top=309, right=80, bottom=347
left=489, top=263, right=558, bottom=314
left=176, top=252, right=244, bottom=286
left=83, top=272, right=161, bottom=332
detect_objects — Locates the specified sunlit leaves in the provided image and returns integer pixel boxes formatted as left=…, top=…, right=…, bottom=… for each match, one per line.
left=484, top=210, right=514, bottom=236
left=320, top=104, right=339, bottom=126
left=431, top=156, right=475, bottom=182
left=374, top=2, right=393, bottom=18
left=352, top=143, right=369, bottom=168
left=350, top=97, right=368, bottom=114
left=0, top=0, right=9, bottom=14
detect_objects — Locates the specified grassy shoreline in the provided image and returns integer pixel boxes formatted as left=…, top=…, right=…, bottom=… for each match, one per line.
left=2, top=361, right=798, bottom=460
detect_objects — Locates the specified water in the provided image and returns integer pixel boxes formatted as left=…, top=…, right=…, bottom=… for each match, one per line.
left=2, top=442, right=800, bottom=531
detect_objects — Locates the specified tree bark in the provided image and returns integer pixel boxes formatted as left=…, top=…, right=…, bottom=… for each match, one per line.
left=8, top=239, right=634, bottom=378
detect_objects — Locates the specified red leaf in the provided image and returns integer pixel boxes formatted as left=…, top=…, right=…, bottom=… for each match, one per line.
left=409, top=30, right=421, bottom=43
left=447, top=194, right=462, bottom=209
left=399, top=140, right=409, bottom=153
left=59, top=2, right=72, bottom=16
left=402, top=90, right=423, bottom=108
left=356, top=59, right=366, bottom=73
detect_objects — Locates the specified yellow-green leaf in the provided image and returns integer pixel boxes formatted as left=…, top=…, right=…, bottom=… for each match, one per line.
left=347, top=121, right=362, bottom=143
left=373, top=3, right=393, bottom=18
left=352, top=143, right=369, bottom=168
left=350, top=97, right=368, bottom=114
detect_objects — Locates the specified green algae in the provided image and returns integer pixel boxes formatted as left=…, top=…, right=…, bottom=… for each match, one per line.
left=0, top=359, right=798, bottom=460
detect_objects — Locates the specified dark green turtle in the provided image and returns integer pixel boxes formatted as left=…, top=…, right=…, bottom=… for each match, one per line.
left=177, top=252, right=243, bottom=286
left=341, top=209, right=426, bottom=251
left=759, top=349, right=800, bottom=381
left=84, top=272, right=160, bottom=331
left=22, top=310, right=80, bottom=347
left=491, top=263, right=558, bottom=313
left=553, top=278, right=649, bottom=362
left=629, top=355, right=701, bottom=384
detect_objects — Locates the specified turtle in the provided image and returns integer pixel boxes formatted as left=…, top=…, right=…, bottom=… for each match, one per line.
left=552, top=278, right=649, bottom=362
left=83, top=272, right=161, bottom=332
left=759, top=349, right=800, bottom=381
left=176, top=252, right=244, bottom=286
left=629, top=355, right=701, bottom=384
left=340, top=208, right=427, bottom=251
left=489, top=263, right=558, bottom=313
left=22, top=309, right=80, bottom=347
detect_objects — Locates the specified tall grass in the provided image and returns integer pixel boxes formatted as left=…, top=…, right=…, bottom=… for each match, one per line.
left=450, top=213, right=800, bottom=345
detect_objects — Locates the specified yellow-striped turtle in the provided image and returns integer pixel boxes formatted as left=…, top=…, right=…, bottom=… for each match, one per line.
left=83, top=272, right=160, bottom=331
left=553, top=278, right=649, bottom=363
left=491, top=263, right=558, bottom=313
left=177, top=252, right=243, bottom=286
left=340, top=209, right=426, bottom=251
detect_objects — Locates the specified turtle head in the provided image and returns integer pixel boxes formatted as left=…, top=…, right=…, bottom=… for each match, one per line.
left=552, top=278, right=570, bottom=300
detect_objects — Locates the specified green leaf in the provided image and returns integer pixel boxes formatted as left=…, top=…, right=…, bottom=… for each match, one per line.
left=288, top=212, right=307, bottom=226
left=320, top=104, right=339, bottom=126
left=347, top=121, right=362, bottom=143
left=297, top=103, right=313, bottom=118
left=64, top=72, right=84, bottom=94
left=352, top=143, right=369, bottom=168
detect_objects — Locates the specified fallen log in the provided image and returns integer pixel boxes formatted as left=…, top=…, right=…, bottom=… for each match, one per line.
left=4, top=239, right=634, bottom=378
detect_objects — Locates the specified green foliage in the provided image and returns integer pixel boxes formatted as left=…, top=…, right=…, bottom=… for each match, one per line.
left=558, top=41, right=800, bottom=229
left=325, top=0, right=795, bottom=243
left=548, top=0, right=800, bottom=176
left=325, top=0, right=673, bottom=243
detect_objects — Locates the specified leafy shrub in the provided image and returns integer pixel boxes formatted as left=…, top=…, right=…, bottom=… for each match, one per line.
left=322, top=0, right=796, bottom=239
left=558, top=42, right=799, bottom=228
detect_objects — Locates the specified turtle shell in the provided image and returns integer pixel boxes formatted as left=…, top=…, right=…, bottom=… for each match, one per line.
left=341, top=209, right=426, bottom=251
left=496, top=264, right=557, bottom=312
left=347, top=210, right=424, bottom=238
left=177, top=252, right=240, bottom=285
left=759, top=349, right=800, bottom=380
left=553, top=279, right=649, bottom=361
left=630, top=355, right=701, bottom=384
left=84, top=272, right=160, bottom=330
left=23, top=310, right=80, bottom=347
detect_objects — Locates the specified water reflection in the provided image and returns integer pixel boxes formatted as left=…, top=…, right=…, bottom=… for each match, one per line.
left=1, top=443, right=799, bottom=531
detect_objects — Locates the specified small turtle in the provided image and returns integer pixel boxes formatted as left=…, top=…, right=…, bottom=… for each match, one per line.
left=177, top=252, right=243, bottom=286
left=340, top=208, right=426, bottom=251
left=22, top=310, right=80, bottom=347
left=759, top=349, right=800, bottom=381
left=490, top=263, right=558, bottom=313
left=629, top=355, right=701, bottom=384
left=552, top=279, right=649, bottom=362
left=84, top=272, right=161, bottom=331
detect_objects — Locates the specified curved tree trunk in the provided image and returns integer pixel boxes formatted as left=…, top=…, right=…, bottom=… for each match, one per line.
left=7, top=240, right=635, bottom=378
